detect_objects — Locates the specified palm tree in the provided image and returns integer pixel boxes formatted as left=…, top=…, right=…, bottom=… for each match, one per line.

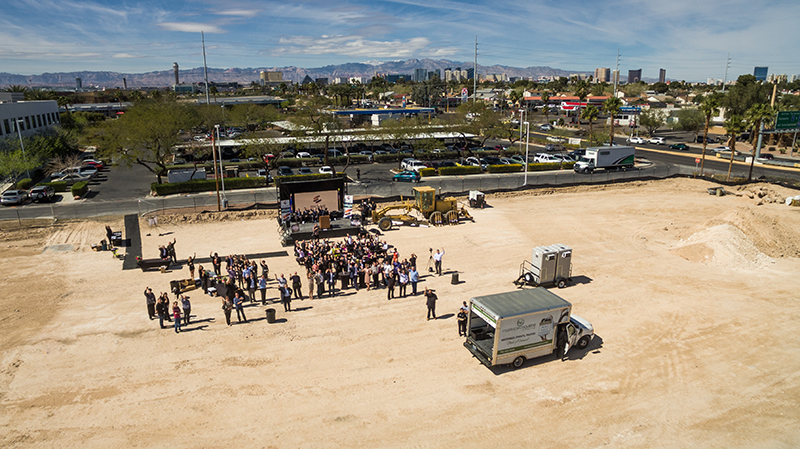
left=2, top=85, right=28, bottom=93
left=723, top=114, right=746, bottom=182
left=744, top=104, right=776, bottom=180
left=57, top=96, right=72, bottom=115
left=540, top=92, right=550, bottom=124
left=581, top=105, right=600, bottom=144
left=603, top=97, right=623, bottom=146
left=574, top=80, right=590, bottom=125
left=698, top=97, right=720, bottom=176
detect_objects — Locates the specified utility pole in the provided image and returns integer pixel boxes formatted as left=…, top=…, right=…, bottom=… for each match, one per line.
left=473, top=36, right=478, bottom=103
left=613, top=49, right=620, bottom=96
left=202, top=32, right=210, bottom=106
left=722, top=53, right=731, bottom=92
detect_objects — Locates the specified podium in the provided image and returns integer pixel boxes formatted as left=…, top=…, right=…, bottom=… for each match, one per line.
left=319, top=215, right=331, bottom=230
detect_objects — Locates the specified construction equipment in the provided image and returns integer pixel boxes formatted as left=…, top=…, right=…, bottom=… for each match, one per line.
left=372, top=186, right=474, bottom=231
left=514, top=244, right=573, bottom=289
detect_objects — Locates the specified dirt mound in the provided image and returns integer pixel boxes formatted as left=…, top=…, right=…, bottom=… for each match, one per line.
left=671, top=223, right=775, bottom=271
left=151, top=209, right=279, bottom=225
left=707, top=206, right=800, bottom=258
left=731, top=183, right=790, bottom=205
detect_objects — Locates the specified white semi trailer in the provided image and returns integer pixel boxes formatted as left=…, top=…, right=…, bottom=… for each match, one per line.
left=573, top=146, right=635, bottom=173
left=464, top=288, right=594, bottom=369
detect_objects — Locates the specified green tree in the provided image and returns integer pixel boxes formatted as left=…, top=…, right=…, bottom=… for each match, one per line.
left=744, top=104, right=776, bottom=180
left=581, top=105, right=600, bottom=144
left=574, top=80, right=590, bottom=121
left=103, top=98, right=200, bottom=183
left=722, top=74, right=769, bottom=116
left=698, top=97, right=720, bottom=176
left=722, top=114, right=746, bottom=182
left=651, top=82, right=669, bottom=94
left=639, top=108, right=666, bottom=137
left=675, top=108, right=704, bottom=141
left=540, top=92, right=550, bottom=124
left=2, top=85, right=28, bottom=93
left=603, top=97, right=623, bottom=145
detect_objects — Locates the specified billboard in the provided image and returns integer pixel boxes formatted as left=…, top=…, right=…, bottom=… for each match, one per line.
left=294, top=190, right=339, bottom=212
left=776, top=111, right=800, bottom=131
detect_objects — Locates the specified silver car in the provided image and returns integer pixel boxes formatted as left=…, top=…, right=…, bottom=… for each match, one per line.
left=1, top=189, right=28, bottom=206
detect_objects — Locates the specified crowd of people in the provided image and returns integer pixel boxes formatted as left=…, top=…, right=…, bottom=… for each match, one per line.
left=288, top=205, right=330, bottom=224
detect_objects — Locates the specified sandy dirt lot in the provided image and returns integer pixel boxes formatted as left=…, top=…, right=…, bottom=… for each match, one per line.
left=2, top=178, right=800, bottom=448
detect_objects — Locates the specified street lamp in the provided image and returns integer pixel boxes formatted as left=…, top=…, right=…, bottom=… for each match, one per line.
left=518, top=109, right=527, bottom=150
left=524, top=121, right=530, bottom=186
left=212, top=124, right=221, bottom=211
left=215, top=124, right=226, bottom=197
left=15, top=119, right=30, bottom=179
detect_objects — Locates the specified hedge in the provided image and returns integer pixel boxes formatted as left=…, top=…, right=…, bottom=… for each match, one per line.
left=274, top=173, right=342, bottom=185
left=487, top=164, right=523, bottom=173
left=151, top=177, right=266, bottom=196
left=527, top=162, right=576, bottom=171
left=71, top=181, right=89, bottom=198
left=373, top=153, right=400, bottom=163
left=15, top=178, right=32, bottom=190
left=419, top=168, right=437, bottom=177
left=414, top=151, right=460, bottom=161
left=39, top=181, right=68, bottom=192
left=275, top=158, right=319, bottom=168
left=439, top=166, right=481, bottom=176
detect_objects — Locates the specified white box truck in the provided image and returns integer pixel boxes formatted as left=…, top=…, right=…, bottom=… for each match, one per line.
left=573, top=146, right=635, bottom=174
left=464, top=288, right=594, bottom=369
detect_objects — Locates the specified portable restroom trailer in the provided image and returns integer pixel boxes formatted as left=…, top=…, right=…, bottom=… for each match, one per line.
left=515, top=244, right=573, bottom=288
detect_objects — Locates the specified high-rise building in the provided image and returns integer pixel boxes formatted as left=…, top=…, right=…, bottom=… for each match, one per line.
left=444, top=68, right=452, bottom=82
left=413, top=68, right=427, bottom=82
left=466, top=68, right=474, bottom=80
left=173, top=62, right=179, bottom=85
left=611, top=70, right=620, bottom=85
left=76, top=77, right=82, bottom=89
left=627, top=69, right=642, bottom=84
left=754, top=67, right=768, bottom=81
left=594, top=68, right=610, bottom=83
left=658, top=68, right=666, bottom=84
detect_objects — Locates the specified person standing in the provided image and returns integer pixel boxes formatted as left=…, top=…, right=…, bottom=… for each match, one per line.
left=556, top=325, right=568, bottom=361
left=425, top=288, right=437, bottom=320
left=408, top=267, right=419, bottom=296
left=356, top=167, right=361, bottom=181
left=247, top=273, right=257, bottom=303
left=200, top=265, right=210, bottom=294
left=291, top=272, right=303, bottom=300
left=222, top=297, right=233, bottom=326
left=433, top=248, right=445, bottom=276
left=326, top=269, right=336, bottom=297
left=187, top=253, right=196, bottom=279
left=386, top=272, right=396, bottom=300
left=210, top=252, right=221, bottom=276
left=260, top=260, right=269, bottom=280
left=233, top=292, right=247, bottom=323
left=172, top=301, right=182, bottom=333
left=398, top=270, right=408, bottom=297
left=167, top=238, right=177, bottom=264
left=144, top=287, right=156, bottom=320
left=280, top=284, right=292, bottom=312
left=457, top=307, right=468, bottom=336
left=181, top=295, right=191, bottom=326
left=307, top=270, right=315, bottom=300
left=258, top=274, right=268, bottom=305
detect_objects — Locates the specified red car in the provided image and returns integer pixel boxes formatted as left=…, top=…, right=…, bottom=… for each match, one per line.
left=82, top=160, right=104, bottom=170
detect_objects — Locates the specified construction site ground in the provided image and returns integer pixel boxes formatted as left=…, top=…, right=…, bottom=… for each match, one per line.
left=2, top=177, right=800, bottom=448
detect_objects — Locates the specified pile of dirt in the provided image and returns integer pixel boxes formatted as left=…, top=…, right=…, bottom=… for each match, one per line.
left=732, top=184, right=789, bottom=205
left=709, top=206, right=800, bottom=258
left=671, top=223, right=774, bottom=271
left=151, top=209, right=279, bottom=225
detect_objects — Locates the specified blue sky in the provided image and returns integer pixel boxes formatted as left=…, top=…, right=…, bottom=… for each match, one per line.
left=1, top=0, right=799, bottom=81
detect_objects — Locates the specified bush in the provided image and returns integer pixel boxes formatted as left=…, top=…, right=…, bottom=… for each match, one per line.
left=439, top=165, right=481, bottom=176
left=414, top=151, right=460, bottom=161
left=780, top=148, right=787, bottom=154
left=274, top=173, right=341, bottom=186
left=40, top=181, right=68, bottom=192
left=15, top=178, right=32, bottom=190
left=71, top=181, right=89, bottom=198
left=526, top=162, right=575, bottom=171
left=487, top=164, right=523, bottom=173
left=151, top=177, right=266, bottom=196
left=419, top=168, right=437, bottom=177
left=374, top=153, right=399, bottom=163
left=275, top=158, right=318, bottom=168
left=768, top=146, right=775, bottom=152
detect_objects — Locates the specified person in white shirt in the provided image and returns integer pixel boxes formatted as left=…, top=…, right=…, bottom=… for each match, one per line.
left=433, top=248, right=445, bottom=276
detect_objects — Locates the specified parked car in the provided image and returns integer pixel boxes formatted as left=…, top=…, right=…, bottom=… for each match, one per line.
left=277, top=166, right=295, bottom=176
left=296, top=152, right=312, bottom=159
left=393, top=170, right=420, bottom=182
left=757, top=153, right=775, bottom=160
left=318, top=166, right=334, bottom=175
left=81, top=159, right=105, bottom=170
left=648, top=137, right=665, bottom=145
left=256, top=169, right=272, bottom=181
left=52, top=173, right=91, bottom=185
left=311, top=154, right=325, bottom=162
left=540, top=124, right=554, bottom=131
left=359, top=150, right=373, bottom=161
left=546, top=136, right=567, bottom=143
left=327, top=149, right=344, bottom=158
left=482, top=156, right=505, bottom=165
left=627, top=136, right=645, bottom=144
left=711, top=145, right=730, bottom=153
left=1, top=189, right=28, bottom=206
left=509, top=155, right=527, bottom=165
left=407, top=161, right=429, bottom=172
left=669, top=143, right=689, bottom=151
left=534, top=153, right=562, bottom=163
left=298, top=167, right=313, bottom=175
left=438, top=161, right=460, bottom=168
left=464, top=156, right=481, bottom=167
left=544, top=144, right=565, bottom=153
left=401, top=158, right=420, bottom=170
left=29, top=185, right=56, bottom=203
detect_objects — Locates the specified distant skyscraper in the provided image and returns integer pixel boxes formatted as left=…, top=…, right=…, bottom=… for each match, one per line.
left=173, top=62, right=179, bottom=85
left=75, top=77, right=82, bottom=89
left=627, top=69, right=642, bottom=84
left=413, top=68, right=427, bottom=82
left=466, top=68, right=474, bottom=80
left=611, top=70, right=620, bottom=85
left=754, top=67, right=768, bottom=81
left=658, top=68, right=666, bottom=84
left=594, top=68, right=610, bottom=83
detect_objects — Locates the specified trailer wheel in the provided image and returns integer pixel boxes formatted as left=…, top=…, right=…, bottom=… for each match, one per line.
left=577, top=336, right=591, bottom=350
left=557, top=279, right=567, bottom=289
left=512, top=356, right=526, bottom=369
left=378, top=217, right=393, bottom=231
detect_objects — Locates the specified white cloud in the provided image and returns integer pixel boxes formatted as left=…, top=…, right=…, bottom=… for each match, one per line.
left=157, top=22, right=226, bottom=33
left=216, top=9, right=259, bottom=17
left=112, top=53, right=144, bottom=59
left=273, top=35, right=459, bottom=58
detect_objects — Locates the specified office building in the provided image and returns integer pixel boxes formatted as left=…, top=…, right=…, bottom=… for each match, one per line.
left=413, top=68, right=427, bottom=82
left=75, top=77, right=82, bottom=89
left=0, top=98, right=60, bottom=139
left=627, top=69, right=642, bottom=84
left=753, top=67, right=768, bottom=81
left=611, top=70, right=620, bottom=85
left=658, top=68, right=666, bottom=84
left=173, top=62, right=179, bottom=85
left=594, top=68, right=610, bottom=83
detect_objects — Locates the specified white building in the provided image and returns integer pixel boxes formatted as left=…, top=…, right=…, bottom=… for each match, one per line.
left=0, top=95, right=60, bottom=140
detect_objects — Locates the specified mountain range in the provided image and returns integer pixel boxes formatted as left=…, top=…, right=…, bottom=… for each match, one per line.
left=0, top=59, right=587, bottom=89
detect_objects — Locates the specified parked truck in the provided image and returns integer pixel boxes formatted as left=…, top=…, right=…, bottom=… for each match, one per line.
left=573, top=145, right=635, bottom=174
left=464, top=288, right=594, bottom=369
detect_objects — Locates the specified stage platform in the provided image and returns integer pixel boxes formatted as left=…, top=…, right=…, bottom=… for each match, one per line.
left=280, top=219, right=365, bottom=245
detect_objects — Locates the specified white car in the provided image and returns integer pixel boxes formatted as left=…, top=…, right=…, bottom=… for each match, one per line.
left=296, top=152, right=312, bottom=159
left=627, top=136, right=645, bottom=144
left=546, top=136, right=566, bottom=143
left=401, top=158, right=423, bottom=170
left=648, top=137, right=665, bottom=145
left=534, top=153, right=561, bottom=163
left=711, top=145, right=730, bottom=153
left=319, top=166, right=334, bottom=175
left=407, top=161, right=429, bottom=172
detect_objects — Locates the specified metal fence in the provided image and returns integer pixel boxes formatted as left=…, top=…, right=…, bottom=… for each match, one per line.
left=0, top=163, right=754, bottom=229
